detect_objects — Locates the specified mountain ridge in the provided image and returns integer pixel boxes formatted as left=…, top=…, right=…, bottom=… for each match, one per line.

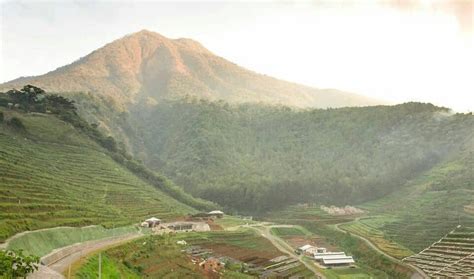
left=1, top=29, right=381, bottom=109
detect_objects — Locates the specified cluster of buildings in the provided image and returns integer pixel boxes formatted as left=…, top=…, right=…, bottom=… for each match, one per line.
left=140, top=210, right=224, bottom=232
left=296, top=244, right=355, bottom=268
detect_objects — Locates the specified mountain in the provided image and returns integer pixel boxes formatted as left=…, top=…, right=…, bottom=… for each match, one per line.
left=130, top=100, right=473, bottom=213
left=0, top=30, right=380, bottom=109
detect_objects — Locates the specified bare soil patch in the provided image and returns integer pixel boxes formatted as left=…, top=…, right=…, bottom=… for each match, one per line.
left=202, top=243, right=281, bottom=263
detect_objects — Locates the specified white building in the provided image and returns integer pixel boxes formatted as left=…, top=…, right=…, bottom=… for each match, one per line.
left=314, top=252, right=346, bottom=260
left=296, top=244, right=314, bottom=254
left=322, top=256, right=355, bottom=266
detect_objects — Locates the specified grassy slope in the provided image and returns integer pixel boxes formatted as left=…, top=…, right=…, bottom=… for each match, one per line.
left=0, top=108, right=195, bottom=242
left=270, top=226, right=311, bottom=237
left=266, top=136, right=473, bottom=259
left=359, top=152, right=474, bottom=253
left=6, top=225, right=139, bottom=257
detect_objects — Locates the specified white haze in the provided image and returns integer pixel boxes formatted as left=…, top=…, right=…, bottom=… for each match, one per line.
left=0, top=0, right=472, bottom=111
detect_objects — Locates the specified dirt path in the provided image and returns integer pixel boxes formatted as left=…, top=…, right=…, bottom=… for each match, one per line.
left=245, top=224, right=325, bottom=279
left=27, top=232, right=143, bottom=278
left=333, top=222, right=428, bottom=279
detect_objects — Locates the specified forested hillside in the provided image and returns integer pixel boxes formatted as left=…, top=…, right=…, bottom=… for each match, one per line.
left=128, top=99, right=473, bottom=212
left=0, top=86, right=214, bottom=241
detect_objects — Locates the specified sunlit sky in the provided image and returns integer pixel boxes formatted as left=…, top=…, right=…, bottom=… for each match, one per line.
left=1, top=0, right=473, bottom=111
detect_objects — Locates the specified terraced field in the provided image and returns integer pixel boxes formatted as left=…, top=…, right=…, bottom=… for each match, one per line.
left=0, top=109, right=194, bottom=242
left=265, top=205, right=355, bottom=225
left=404, top=225, right=474, bottom=277
left=75, top=229, right=314, bottom=278
left=360, top=149, right=474, bottom=254
left=340, top=218, right=413, bottom=259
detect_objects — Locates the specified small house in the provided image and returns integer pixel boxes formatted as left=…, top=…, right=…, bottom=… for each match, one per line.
left=296, top=244, right=314, bottom=255
left=304, top=246, right=320, bottom=256
left=317, top=247, right=326, bottom=253
left=143, top=217, right=161, bottom=228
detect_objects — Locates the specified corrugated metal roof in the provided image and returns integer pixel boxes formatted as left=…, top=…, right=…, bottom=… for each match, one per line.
left=298, top=244, right=314, bottom=251
left=314, top=252, right=346, bottom=259
left=323, top=257, right=355, bottom=265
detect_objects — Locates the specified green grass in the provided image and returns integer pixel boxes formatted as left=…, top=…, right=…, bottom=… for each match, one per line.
left=0, top=109, right=195, bottom=243
left=360, top=157, right=474, bottom=253
left=74, top=229, right=307, bottom=279
left=222, top=270, right=255, bottom=278
left=75, top=235, right=206, bottom=278
left=266, top=205, right=354, bottom=225
left=6, top=225, right=138, bottom=257
left=176, top=229, right=279, bottom=252
left=75, top=253, right=140, bottom=279
left=214, top=216, right=256, bottom=229
left=323, top=267, right=374, bottom=279
left=340, top=220, right=413, bottom=259
left=270, top=226, right=310, bottom=237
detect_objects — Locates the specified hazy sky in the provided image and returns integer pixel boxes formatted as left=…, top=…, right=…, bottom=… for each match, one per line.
left=1, top=0, right=473, bottom=111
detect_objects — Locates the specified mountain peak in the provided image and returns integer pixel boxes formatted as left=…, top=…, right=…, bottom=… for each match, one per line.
left=0, top=31, right=382, bottom=108
left=125, top=29, right=167, bottom=41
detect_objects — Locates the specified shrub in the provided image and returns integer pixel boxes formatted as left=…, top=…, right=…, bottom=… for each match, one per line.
left=7, top=117, right=25, bottom=131
left=0, top=111, right=3, bottom=123
left=0, top=250, right=40, bottom=278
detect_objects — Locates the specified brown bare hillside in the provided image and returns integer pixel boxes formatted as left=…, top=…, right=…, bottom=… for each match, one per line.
left=1, top=30, right=380, bottom=108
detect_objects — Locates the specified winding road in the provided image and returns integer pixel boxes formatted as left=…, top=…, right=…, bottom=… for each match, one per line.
left=243, top=224, right=325, bottom=279
left=333, top=221, right=429, bottom=279
left=27, top=233, right=143, bottom=279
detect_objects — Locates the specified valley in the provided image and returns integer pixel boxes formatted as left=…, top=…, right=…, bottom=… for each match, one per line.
left=0, top=28, right=472, bottom=278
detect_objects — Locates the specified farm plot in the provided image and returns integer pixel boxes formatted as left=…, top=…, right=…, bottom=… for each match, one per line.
left=340, top=218, right=413, bottom=259
left=74, top=235, right=205, bottom=278
left=266, top=205, right=355, bottom=225
left=74, top=230, right=314, bottom=278
left=177, top=230, right=315, bottom=278
left=0, top=111, right=194, bottom=243
left=404, top=225, right=474, bottom=277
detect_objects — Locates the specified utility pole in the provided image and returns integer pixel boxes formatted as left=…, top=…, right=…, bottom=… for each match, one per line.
left=98, top=252, right=102, bottom=279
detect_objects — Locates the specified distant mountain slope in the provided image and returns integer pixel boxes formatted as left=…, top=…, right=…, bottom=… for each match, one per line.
left=0, top=30, right=380, bottom=109
left=0, top=99, right=201, bottom=242
left=131, top=100, right=473, bottom=212
left=361, top=141, right=474, bottom=253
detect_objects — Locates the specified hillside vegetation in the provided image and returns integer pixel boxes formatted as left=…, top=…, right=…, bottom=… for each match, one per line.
left=129, top=99, right=473, bottom=212
left=359, top=150, right=474, bottom=252
left=0, top=86, right=212, bottom=242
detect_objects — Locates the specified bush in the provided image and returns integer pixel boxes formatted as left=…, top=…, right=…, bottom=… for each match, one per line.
left=7, top=117, right=25, bottom=131
left=0, top=250, right=40, bottom=278
left=0, top=111, right=3, bottom=123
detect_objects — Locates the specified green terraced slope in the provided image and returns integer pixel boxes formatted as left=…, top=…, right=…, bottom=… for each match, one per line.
left=0, top=108, right=195, bottom=242
left=359, top=148, right=474, bottom=253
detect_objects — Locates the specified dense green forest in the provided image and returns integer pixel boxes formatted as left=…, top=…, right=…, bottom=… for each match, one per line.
left=7, top=86, right=470, bottom=214
left=124, top=99, right=473, bottom=213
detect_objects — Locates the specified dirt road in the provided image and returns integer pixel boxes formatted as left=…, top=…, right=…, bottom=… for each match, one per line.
left=246, top=224, right=325, bottom=279
left=27, top=233, right=143, bottom=278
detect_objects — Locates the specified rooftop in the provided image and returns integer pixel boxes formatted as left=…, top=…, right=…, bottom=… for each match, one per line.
left=322, top=257, right=355, bottom=265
